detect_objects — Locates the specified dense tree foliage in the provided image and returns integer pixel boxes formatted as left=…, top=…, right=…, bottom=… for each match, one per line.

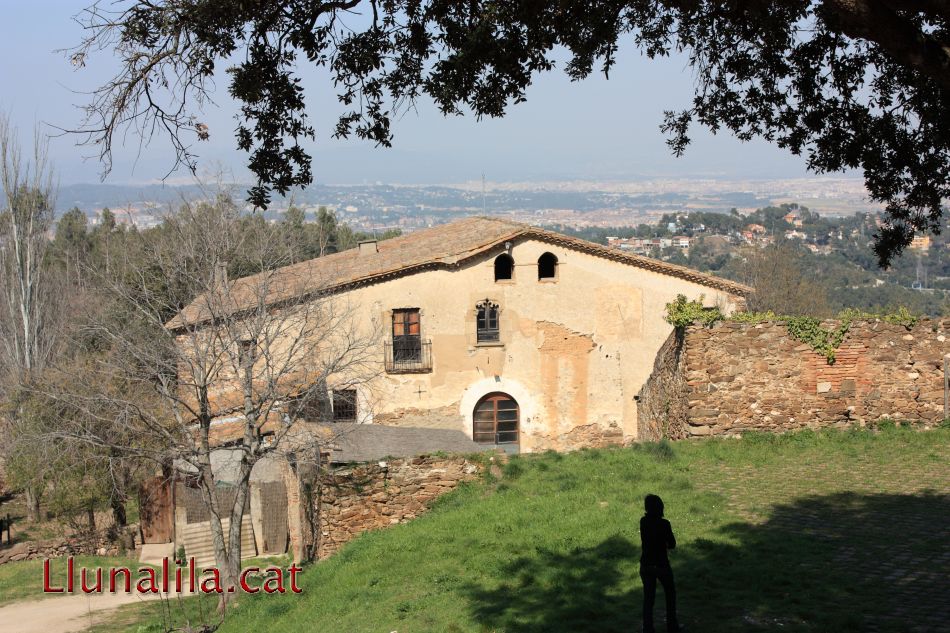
left=74, top=1, right=950, bottom=264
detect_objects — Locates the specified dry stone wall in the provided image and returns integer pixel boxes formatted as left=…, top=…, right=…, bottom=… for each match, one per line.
left=639, top=318, right=950, bottom=437
left=636, top=330, right=689, bottom=441
left=0, top=534, right=129, bottom=565
left=316, top=455, right=483, bottom=558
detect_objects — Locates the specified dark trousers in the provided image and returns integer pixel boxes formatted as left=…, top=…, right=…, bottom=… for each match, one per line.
left=640, top=563, right=678, bottom=633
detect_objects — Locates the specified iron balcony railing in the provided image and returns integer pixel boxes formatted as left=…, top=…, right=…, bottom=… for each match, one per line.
left=384, top=337, right=432, bottom=373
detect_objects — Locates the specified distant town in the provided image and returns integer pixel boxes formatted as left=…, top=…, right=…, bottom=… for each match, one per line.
left=54, top=177, right=950, bottom=317
left=59, top=176, right=878, bottom=233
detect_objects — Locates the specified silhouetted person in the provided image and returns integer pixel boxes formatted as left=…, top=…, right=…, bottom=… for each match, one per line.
left=640, top=494, right=680, bottom=633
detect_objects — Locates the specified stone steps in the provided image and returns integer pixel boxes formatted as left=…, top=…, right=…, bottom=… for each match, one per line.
left=176, top=516, right=257, bottom=569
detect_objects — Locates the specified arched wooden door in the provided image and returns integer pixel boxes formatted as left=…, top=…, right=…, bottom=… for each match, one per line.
left=473, top=392, right=519, bottom=447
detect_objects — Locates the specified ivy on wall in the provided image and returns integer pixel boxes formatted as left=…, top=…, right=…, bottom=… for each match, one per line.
left=664, top=296, right=919, bottom=364
left=783, top=316, right=852, bottom=363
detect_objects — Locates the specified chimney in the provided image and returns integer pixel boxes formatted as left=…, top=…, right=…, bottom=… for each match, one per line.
left=358, top=240, right=378, bottom=256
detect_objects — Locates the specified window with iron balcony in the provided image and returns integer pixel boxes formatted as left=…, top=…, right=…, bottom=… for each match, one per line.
left=386, top=308, right=432, bottom=373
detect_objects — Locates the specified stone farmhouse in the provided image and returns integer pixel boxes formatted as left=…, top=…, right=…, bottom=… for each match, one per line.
left=171, top=216, right=750, bottom=453
left=141, top=217, right=751, bottom=565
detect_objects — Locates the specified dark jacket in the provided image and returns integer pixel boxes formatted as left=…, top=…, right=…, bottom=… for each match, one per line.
left=639, top=515, right=676, bottom=567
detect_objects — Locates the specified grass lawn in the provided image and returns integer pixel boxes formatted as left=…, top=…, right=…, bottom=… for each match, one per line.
left=92, top=425, right=950, bottom=633
left=0, top=555, right=146, bottom=608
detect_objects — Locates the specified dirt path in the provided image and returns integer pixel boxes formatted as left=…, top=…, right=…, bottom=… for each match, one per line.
left=0, top=590, right=191, bottom=633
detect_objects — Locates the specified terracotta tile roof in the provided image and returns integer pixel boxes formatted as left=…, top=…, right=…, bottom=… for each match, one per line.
left=166, top=217, right=751, bottom=330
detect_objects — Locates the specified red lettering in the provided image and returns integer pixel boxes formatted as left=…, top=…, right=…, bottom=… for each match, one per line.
left=81, top=567, right=102, bottom=593
left=109, top=567, right=132, bottom=593
left=137, top=567, right=159, bottom=593
left=239, top=567, right=260, bottom=594
left=263, top=567, right=285, bottom=594
left=289, top=564, right=303, bottom=594
left=42, top=559, right=64, bottom=593
left=201, top=568, right=223, bottom=594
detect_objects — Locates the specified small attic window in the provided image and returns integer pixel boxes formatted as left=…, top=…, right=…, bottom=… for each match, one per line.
left=494, top=254, right=514, bottom=281
left=538, top=252, right=558, bottom=280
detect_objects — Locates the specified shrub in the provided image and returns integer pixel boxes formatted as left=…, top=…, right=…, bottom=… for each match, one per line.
left=665, top=294, right=724, bottom=328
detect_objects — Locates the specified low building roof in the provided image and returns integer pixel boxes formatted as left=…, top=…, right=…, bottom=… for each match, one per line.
left=327, top=425, right=491, bottom=463
left=167, top=216, right=751, bottom=330
left=196, top=421, right=488, bottom=468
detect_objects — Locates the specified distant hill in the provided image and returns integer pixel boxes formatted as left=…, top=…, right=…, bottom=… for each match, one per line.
left=57, top=183, right=214, bottom=215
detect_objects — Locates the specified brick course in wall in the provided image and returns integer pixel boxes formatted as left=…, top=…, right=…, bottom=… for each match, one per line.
left=639, top=318, right=950, bottom=437
left=316, top=455, right=483, bottom=558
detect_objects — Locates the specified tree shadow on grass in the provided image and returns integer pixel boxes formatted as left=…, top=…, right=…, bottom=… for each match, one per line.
left=465, top=534, right=639, bottom=633
left=464, top=492, right=950, bottom=633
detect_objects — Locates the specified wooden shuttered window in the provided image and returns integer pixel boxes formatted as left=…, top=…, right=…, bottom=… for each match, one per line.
left=392, top=309, right=422, bottom=362
left=473, top=393, right=519, bottom=445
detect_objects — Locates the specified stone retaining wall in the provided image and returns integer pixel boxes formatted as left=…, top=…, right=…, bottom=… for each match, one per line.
left=636, top=330, right=689, bottom=441
left=638, top=318, right=950, bottom=437
left=316, top=455, right=483, bottom=558
left=0, top=534, right=127, bottom=565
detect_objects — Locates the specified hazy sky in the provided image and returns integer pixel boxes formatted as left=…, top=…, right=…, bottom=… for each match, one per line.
left=1, top=1, right=825, bottom=186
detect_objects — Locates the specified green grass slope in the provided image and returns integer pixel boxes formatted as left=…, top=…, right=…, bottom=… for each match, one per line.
left=136, top=426, right=950, bottom=632
left=0, top=555, right=146, bottom=608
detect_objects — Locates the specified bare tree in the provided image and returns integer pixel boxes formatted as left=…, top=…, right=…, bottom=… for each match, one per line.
left=49, top=195, right=378, bottom=610
left=729, top=241, right=832, bottom=317
left=0, top=114, right=62, bottom=521
left=0, top=115, right=59, bottom=378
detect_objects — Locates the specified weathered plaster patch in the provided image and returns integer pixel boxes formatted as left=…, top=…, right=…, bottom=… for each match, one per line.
left=537, top=321, right=596, bottom=438
left=374, top=404, right=464, bottom=431
left=594, top=285, right=642, bottom=337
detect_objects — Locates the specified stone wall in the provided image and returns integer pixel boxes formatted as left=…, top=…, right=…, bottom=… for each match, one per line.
left=0, top=534, right=129, bottom=565
left=529, top=421, right=625, bottom=451
left=316, top=455, right=482, bottom=558
left=639, top=318, right=950, bottom=437
left=636, top=330, right=689, bottom=441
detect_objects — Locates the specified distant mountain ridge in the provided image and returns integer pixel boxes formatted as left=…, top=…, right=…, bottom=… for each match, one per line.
left=57, top=183, right=219, bottom=214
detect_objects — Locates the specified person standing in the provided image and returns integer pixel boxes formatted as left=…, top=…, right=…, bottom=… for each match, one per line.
left=639, top=494, right=680, bottom=633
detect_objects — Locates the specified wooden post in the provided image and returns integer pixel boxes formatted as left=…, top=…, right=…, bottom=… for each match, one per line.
left=0, top=516, right=4, bottom=545
left=6, top=513, right=11, bottom=545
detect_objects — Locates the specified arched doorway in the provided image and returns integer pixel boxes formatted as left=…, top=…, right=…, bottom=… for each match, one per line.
left=473, top=392, right=519, bottom=448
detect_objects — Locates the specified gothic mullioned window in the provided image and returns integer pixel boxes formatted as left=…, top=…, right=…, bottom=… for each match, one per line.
left=476, top=299, right=500, bottom=343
